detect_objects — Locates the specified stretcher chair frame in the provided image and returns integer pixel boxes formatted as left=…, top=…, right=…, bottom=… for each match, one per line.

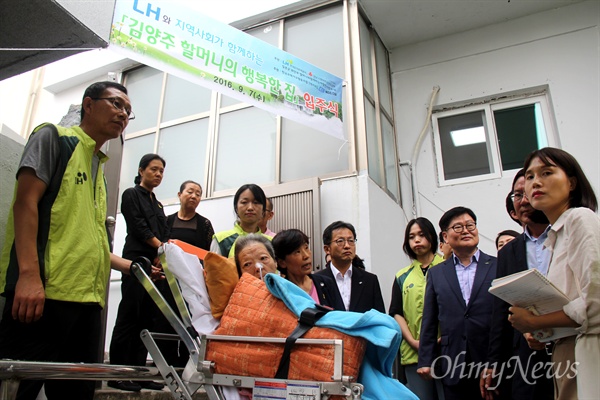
left=132, top=255, right=364, bottom=400
left=0, top=360, right=162, bottom=400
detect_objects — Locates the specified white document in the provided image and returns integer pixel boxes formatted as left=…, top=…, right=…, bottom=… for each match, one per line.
left=489, top=269, right=578, bottom=342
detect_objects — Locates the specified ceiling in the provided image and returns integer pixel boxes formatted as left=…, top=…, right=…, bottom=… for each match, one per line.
left=0, top=0, right=111, bottom=81
left=359, top=0, right=585, bottom=49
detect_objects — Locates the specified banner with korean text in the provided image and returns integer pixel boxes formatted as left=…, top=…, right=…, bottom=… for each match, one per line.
left=110, top=0, right=345, bottom=140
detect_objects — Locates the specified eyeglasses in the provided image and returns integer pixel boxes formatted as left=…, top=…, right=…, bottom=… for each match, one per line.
left=448, top=222, right=477, bottom=233
left=510, top=192, right=528, bottom=203
left=331, top=238, right=357, bottom=246
left=91, top=97, right=135, bottom=120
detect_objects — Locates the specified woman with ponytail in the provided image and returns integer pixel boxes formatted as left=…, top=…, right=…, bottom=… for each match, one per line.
left=108, top=153, right=169, bottom=392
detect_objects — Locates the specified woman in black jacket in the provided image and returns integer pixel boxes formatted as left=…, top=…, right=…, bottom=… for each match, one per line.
left=108, top=153, right=167, bottom=392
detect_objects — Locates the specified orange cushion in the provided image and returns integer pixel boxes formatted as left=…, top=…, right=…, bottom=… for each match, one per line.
left=206, top=273, right=366, bottom=382
left=203, top=252, right=239, bottom=319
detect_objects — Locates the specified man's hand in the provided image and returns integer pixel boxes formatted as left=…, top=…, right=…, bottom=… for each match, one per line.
left=480, top=368, right=499, bottom=400
left=12, top=272, right=45, bottom=323
left=416, top=367, right=432, bottom=380
left=11, top=169, right=48, bottom=324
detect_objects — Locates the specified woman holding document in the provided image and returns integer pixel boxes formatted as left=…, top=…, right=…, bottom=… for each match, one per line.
left=508, top=147, right=599, bottom=400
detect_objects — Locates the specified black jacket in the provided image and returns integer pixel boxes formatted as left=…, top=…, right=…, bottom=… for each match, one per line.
left=314, top=262, right=385, bottom=313
left=121, top=185, right=167, bottom=261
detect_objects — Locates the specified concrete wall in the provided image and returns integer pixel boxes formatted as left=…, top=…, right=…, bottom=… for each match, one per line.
left=0, top=127, right=25, bottom=318
left=390, top=0, right=600, bottom=250
left=0, top=127, right=25, bottom=254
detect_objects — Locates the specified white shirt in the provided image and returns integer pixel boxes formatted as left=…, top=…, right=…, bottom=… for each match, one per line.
left=329, top=262, right=353, bottom=311
left=545, top=208, right=600, bottom=334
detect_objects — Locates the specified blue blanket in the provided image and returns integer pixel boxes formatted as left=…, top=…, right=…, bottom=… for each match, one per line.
left=264, top=274, right=418, bottom=400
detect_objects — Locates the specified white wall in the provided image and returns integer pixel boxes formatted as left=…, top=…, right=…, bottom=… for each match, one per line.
left=390, top=0, right=600, bottom=254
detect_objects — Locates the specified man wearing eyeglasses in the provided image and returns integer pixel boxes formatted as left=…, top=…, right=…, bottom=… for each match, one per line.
left=259, top=198, right=276, bottom=237
left=417, top=206, right=497, bottom=400
left=315, top=221, right=385, bottom=313
left=481, top=169, right=554, bottom=400
left=0, top=81, right=137, bottom=400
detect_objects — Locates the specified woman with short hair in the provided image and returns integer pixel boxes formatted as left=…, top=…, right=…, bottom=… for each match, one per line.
left=233, top=234, right=278, bottom=279
left=167, top=180, right=214, bottom=251
left=272, top=229, right=344, bottom=310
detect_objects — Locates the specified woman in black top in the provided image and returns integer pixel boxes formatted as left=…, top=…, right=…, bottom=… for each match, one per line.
left=108, top=153, right=168, bottom=392
left=167, top=180, right=214, bottom=250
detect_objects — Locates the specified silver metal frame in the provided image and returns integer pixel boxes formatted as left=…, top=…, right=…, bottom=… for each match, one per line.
left=134, top=256, right=364, bottom=400
left=0, top=257, right=364, bottom=400
left=0, top=361, right=162, bottom=400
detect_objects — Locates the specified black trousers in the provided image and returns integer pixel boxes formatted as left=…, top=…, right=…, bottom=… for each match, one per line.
left=109, top=274, right=187, bottom=368
left=0, top=296, right=101, bottom=400
left=510, top=337, right=554, bottom=400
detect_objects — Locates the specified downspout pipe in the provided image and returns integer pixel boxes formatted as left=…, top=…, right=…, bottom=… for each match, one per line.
left=406, top=86, right=440, bottom=218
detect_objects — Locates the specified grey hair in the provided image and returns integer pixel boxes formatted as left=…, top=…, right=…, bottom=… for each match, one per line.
left=233, top=234, right=275, bottom=275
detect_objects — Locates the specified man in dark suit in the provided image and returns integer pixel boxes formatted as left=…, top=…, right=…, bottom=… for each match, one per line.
left=315, top=221, right=385, bottom=313
left=481, top=170, right=554, bottom=400
left=417, top=206, right=497, bottom=400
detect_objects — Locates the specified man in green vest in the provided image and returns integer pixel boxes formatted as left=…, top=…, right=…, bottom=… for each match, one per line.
left=0, top=81, right=137, bottom=400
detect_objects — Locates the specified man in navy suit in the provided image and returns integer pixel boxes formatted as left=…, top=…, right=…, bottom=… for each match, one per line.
left=315, top=221, right=385, bottom=313
left=417, top=207, right=497, bottom=400
left=481, top=170, right=554, bottom=400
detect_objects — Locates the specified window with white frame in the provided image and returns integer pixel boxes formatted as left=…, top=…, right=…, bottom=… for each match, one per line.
left=432, top=93, right=555, bottom=186
left=359, top=16, right=399, bottom=201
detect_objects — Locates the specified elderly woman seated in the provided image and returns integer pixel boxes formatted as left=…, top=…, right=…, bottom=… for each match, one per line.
left=233, top=234, right=278, bottom=279
left=272, top=229, right=344, bottom=310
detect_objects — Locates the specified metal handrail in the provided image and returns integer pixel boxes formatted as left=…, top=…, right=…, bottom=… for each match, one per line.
left=0, top=360, right=161, bottom=381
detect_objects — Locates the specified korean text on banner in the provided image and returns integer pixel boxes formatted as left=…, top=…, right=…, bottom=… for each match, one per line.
left=110, top=0, right=345, bottom=140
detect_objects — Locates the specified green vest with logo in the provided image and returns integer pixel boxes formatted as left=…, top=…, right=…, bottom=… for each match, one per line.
left=395, top=253, right=444, bottom=365
left=0, top=124, right=111, bottom=307
left=213, top=221, right=272, bottom=258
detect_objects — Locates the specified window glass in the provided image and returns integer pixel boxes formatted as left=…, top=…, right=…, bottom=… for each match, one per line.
left=381, top=114, right=399, bottom=200
left=359, top=17, right=374, bottom=96
left=220, top=94, right=246, bottom=108
left=437, top=111, right=494, bottom=180
left=118, top=133, right=156, bottom=210
left=124, top=67, right=163, bottom=133
left=162, top=75, right=212, bottom=121
left=155, top=119, right=209, bottom=201
left=214, top=107, right=276, bottom=191
left=281, top=118, right=349, bottom=182
left=365, top=99, right=384, bottom=186
left=494, top=103, right=545, bottom=171
left=284, top=7, right=344, bottom=78
left=248, top=23, right=280, bottom=48
left=375, top=37, right=392, bottom=115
